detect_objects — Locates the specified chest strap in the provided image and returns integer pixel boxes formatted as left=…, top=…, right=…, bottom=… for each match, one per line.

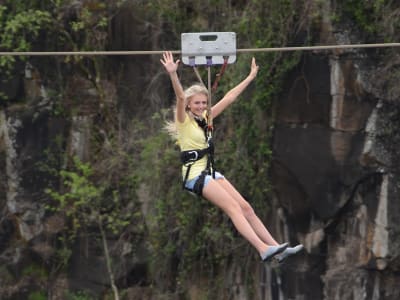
left=180, top=148, right=210, bottom=164
left=180, top=142, right=215, bottom=196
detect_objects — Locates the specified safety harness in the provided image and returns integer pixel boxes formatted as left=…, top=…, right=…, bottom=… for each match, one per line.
left=180, top=116, right=215, bottom=196
left=180, top=59, right=228, bottom=196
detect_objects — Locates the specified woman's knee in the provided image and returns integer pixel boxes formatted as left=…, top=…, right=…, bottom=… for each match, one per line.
left=241, top=201, right=255, bottom=218
left=225, top=200, right=244, bottom=218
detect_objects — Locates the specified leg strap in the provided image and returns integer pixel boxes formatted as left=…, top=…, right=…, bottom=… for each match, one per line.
left=192, top=171, right=207, bottom=196
left=183, top=170, right=208, bottom=197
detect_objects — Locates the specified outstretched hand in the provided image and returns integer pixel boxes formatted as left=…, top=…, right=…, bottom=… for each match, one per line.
left=249, top=57, right=259, bottom=79
left=160, top=51, right=180, bottom=73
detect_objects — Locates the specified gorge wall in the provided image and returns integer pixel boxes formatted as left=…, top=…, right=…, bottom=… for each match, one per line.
left=267, top=4, right=400, bottom=300
left=1, top=1, right=400, bottom=299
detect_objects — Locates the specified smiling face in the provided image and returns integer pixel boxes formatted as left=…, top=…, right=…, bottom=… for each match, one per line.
left=187, top=93, right=208, bottom=117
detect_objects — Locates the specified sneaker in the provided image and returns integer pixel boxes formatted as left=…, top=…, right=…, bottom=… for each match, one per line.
left=261, top=243, right=288, bottom=262
left=276, top=244, right=304, bottom=263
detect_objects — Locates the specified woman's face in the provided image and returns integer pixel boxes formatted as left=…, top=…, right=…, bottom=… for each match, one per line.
left=188, top=93, right=208, bottom=117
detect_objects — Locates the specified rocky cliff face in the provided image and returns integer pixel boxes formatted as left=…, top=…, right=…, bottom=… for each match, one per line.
left=1, top=2, right=400, bottom=300
left=268, top=6, right=400, bottom=300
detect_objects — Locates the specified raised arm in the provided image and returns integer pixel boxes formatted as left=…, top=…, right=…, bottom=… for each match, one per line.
left=160, top=51, right=186, bottom=123
left=211, top=57, right=259, bottom=119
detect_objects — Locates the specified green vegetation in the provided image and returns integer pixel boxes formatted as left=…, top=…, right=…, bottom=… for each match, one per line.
left=134, top=0, right=306, bottom=298
left=36, top=0, right=307, bottom=298
left=22, top=263, right=48, bottom=280
left=0, top=0, right=123, bottom=102
left=337, top=0, right=400, bottom=41
left=28, top=291, right=47, bottom=300
left=5, top=0, right=400, bottom=299
left=0, top=4, right=51, bottom=72
left=341, top=0, right=384, bottom=33
left=46, top=156, right=137, bottom=298
left=65, top=290, right=95, bottom=300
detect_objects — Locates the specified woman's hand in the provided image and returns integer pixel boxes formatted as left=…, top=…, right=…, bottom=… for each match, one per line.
left=211, top=57, right=260, bottom=119
left=160, top=51, right=180, bottom=74
left=161, top=51, right=186, bottom=122
left=249, top=57, right=259, bottom=79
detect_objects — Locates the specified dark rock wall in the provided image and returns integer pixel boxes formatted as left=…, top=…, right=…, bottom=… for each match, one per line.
left=267, top=9, right=400, bottom=300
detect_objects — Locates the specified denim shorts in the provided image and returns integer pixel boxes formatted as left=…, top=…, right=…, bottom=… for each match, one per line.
left=184, top=171, right=224, bottom=190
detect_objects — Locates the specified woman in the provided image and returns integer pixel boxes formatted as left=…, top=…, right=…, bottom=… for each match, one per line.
left=160, top=51, right=303, bottom=262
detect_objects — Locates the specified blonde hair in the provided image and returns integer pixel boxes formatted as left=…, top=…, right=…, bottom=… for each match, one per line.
left=164, top=84, right=208, bottom=140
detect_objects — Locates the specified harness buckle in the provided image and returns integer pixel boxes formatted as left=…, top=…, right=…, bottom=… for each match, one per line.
left=187, top=150, right=199, bottom=161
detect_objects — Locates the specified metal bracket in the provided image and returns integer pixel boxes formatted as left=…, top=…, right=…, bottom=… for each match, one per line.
left=181, top=32, right=236, bottom=66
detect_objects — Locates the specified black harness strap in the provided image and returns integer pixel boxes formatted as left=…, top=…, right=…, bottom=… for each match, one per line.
left=181, top=116, right=216, bottom=196
left=195, top=116, right=215, bottom=181
left=181, top=147, right=209, bottom=190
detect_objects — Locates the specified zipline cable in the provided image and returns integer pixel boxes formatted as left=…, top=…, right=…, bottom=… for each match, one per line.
left=236, top=42, right=400, bottom=53
left=0, top=42, right=400, bottom=56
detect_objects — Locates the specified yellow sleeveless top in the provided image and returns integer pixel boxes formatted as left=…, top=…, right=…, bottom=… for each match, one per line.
left=176, top=112, right=208, bottom=180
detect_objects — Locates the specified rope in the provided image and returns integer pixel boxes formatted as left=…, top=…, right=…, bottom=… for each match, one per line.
left=0, top=42, right=400, bottom=56
left=0, top=50, right=181, bottom=56
left=207, top=66, right=212, bottom=131
left=212, top=57, right=229, bottom=93
left=192, top=66, right=206, bottom=87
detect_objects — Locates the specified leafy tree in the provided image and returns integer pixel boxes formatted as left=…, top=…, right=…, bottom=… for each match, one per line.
left=46, top=156, right=132, bottom=300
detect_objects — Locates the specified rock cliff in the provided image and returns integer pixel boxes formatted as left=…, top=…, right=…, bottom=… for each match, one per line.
left=268, top=5, right=400, bottom=300
left=1, top=1, right=400, bottom=299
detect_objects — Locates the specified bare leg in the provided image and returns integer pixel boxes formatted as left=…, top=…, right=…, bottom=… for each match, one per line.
left=216, top=178, right=280, bottom=246
left=202, top=179, right=269, bottom=255
left=214, top=179, right=304, bottom=261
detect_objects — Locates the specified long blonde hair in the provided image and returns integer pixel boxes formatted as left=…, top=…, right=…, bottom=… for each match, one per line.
left=164, top=83, right=208, bottom=140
